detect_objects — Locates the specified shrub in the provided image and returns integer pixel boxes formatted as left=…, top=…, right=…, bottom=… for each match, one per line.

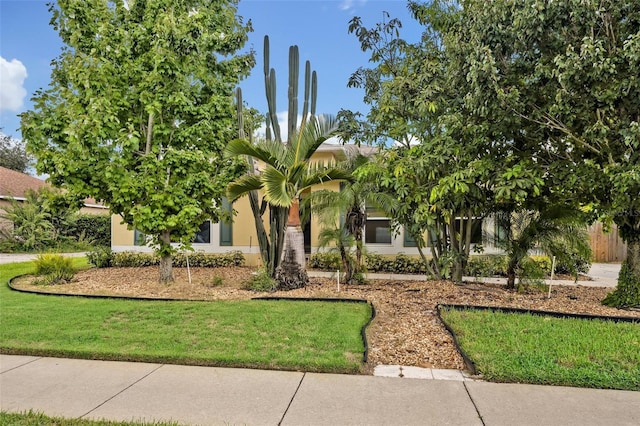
left=243, top=269, right=277, bottom=292
left=465, top=255, right=508, bottom=277
left=602, top=261, right=640, bottom=308
left=73, top=214, right=111, bottom=246
left=391, top=253, right=428, bottom=274
left=86, top=247, right=113, bottom=268
left=34, top=253, right=75, bottom=285
left=364, top=253, right=394, bottom=273
left=112, top=251, right=160, bottom=267
left=530, top=255, right=553, bottom=275
left=173, top=251, right=245, bottom=267
left=110, top=251, right=244, bottom=268
left=308, top=252, right=342, bottom=270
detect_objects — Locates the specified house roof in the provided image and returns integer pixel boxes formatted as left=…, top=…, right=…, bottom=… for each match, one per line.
left=316, top=142, right=378, bottom=159
left=0, top=166, right=107, bottom=209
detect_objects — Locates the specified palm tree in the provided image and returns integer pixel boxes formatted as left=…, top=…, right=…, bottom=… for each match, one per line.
left=225, top=114, right=351, bottom=289
left=304, top=153, right=396, bottom=284
left=495, top=205, right=592, bottom=289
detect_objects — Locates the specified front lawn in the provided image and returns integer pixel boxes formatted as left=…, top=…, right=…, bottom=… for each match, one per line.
left=0, top=411, right=180, bottom=426
left=440, top=307, right=640, bottom=390
left=0, top=261, right=371, bottom=373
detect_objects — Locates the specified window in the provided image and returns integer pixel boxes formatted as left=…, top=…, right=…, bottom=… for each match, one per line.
left=193, top=221, right=211, bottom=244
left=365, top=204, right=392, bottom=244
left=134, top=229, right=146, bottom=246
left=403, top=230, right=417, bottom=247
left=219, top=197, right=233, bottom=246
left=454, top=218, right=483, bottom=245
left=365, top=219, right=392, bottom=244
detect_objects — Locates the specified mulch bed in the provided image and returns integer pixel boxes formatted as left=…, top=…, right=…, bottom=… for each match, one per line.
left=10, top=266, right=640, bottom=375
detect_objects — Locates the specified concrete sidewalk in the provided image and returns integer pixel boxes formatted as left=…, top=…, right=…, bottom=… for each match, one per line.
left=1, top=355, right=638, bottom=425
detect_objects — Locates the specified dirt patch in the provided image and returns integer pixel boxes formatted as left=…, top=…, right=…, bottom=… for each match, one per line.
left=11, top=267, right=639, bottom=374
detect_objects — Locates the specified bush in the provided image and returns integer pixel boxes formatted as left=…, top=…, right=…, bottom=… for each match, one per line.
left=86, top=247, right=113, bottom=268
left=110, top=251, right=244, bottom=268
left=363, top=253, right=394, bottom=272
left=243, top=269, right=277, bottom=292
left=530, top=255, right=553, bottom=275
left=73, top=214, right=111, bottom=247
left=173, top=251, right=245, bottom=267
left=465, top=255, right=508, bottom=277
left=603, top=261, right=640, bottom=308
left=34, top=253, right=75, bottom=285
left=308, top=252, right=342, bottom=270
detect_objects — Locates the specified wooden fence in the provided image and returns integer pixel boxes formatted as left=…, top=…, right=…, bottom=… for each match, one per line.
left=588, top=222, right=627, bottom=263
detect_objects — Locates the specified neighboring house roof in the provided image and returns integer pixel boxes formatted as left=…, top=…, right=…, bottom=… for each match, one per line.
left=0, top=166, right=107, bottom=209
left=315, top=142, right=378, bottom=159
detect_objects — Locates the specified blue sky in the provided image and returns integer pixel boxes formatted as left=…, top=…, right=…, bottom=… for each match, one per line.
left=0, top=0, right=424, bottom=141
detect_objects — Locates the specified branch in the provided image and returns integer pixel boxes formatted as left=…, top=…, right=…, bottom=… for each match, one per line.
left=145, top=113, right=154, bottom=155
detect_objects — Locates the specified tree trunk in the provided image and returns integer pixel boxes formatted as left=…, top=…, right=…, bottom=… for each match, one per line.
left=158, top=229, right=174, bottom=284
left=506, top=266, right=516, bottom=289
left=275, top=199, right=309, bottom=290
left=338, top=240, right=353, bottom=285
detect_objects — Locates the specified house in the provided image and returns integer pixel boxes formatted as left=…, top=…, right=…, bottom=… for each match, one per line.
left=109, top=144, right=625, bottom=265
left=0, top=166, right=108, bottom=233
left=110, top=143, right=498, bottom=266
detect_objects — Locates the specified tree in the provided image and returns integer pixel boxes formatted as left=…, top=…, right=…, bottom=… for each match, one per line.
left=226, top=114, right=351, bottom=289
left=304, top=153, right=394, bottom=284
left=21, top=0, right=254, bottom=283
left=0, top=133, right=31, bottom=173
left=495, top=206, right=592, bottom=289
left=341, top=12, right=504, bottom=282
left=422, top=0, right=640, bottom=307
left=229, top=36, right=350, bottom=289
left=0, top=191, right=54, bottom=251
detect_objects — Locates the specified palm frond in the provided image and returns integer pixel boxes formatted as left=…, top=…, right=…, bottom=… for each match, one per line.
left=301, top=167, right=353, bottom=190
left=227, top=174, right=262, bottom=202
left=289, top=114, right=339, bottom=163
left=261, top=166, right=293, bottom=207
left=225, top=138, right=286, bottom=170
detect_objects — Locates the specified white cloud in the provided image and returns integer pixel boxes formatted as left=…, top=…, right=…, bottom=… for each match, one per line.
left=0, top=56, right=28, bottom=112
left=339, top=0, right=368, bottom=12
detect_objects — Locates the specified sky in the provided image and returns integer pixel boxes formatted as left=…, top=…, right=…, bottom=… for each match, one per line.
left=0, top=0, right=424, bottom=141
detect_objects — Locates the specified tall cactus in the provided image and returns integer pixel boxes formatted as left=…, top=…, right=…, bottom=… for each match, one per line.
left=236, top=36, right=320, bottom=280
left=236, top=87, right=270, bottom=270
left=263, top=35, right=317, bottom=146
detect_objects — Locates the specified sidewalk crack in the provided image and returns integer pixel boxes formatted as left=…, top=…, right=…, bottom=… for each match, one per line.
left=78, top=363, right=165, bottom=420
left=463, top=381, right=485, bottom=426
left=278, top=372, right=306, bottom=426
left=0, top=356, right=43, bottom=374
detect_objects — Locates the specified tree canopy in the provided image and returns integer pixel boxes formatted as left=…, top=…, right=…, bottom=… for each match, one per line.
left=21, top=0, right=254, bottom=282
left=0, top=133, right=31, bottom=173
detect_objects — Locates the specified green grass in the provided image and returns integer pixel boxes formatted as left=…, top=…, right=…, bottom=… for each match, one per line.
left=0, top=261, right=370, bottom=373
left=440, top=307, right=640, bottom=390
left=0, top=410, right=182, bottom=426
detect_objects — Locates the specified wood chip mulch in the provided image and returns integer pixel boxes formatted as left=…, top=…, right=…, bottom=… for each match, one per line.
left=10, top=266, right=640, bottom=375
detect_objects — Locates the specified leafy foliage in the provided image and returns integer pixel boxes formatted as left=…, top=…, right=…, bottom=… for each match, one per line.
left=417, top=0, right=639, bottom=304
left=0, top=133, right=31, bottom=172
left=86, top=247, right=113, bottom=268
left=603, top=260, right=640, bottom=308
left=494, top=207, right=593, bottom=288
left=107, top=251, right=244, bottom=268
left=21, top=0, right=254, bottom=283
left=74, top=214, right=111, bottom=247
left=33, top=253, right=76, bottom=285
left=243, top=269, right=278, bottom=292
left=0, top=187, right=107, bottom=251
